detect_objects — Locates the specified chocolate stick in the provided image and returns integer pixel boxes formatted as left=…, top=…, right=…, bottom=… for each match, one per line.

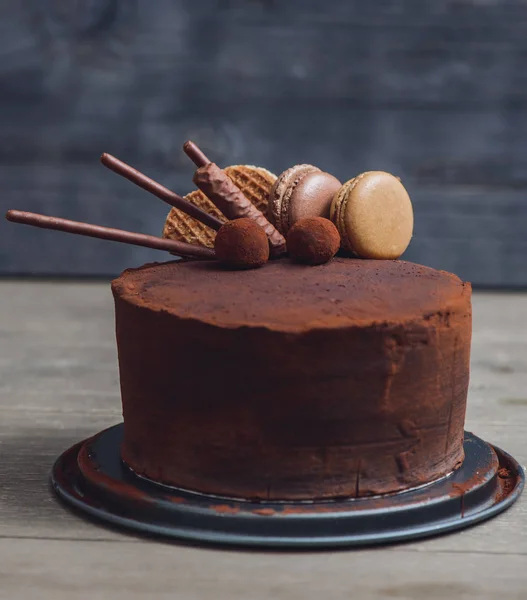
left=100, top=153, right=223, bottom=232
left=183, top=141, right=210, bottom=167
left=182, top=141, right=287, bottom=258
left=5, top=210, right=215, bottom=260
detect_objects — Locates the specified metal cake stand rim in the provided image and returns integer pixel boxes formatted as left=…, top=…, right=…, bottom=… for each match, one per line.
left=50, top=423, right=525, bottom=549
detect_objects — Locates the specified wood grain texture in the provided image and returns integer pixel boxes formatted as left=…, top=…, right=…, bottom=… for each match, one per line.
left=0, top=1, right=526, bottom=283
left=0, top=281, right=526, bottom=598
left=0, top=539, right=526, bottom=600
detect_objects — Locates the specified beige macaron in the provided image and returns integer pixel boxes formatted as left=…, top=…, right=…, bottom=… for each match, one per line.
left=330, top=171, right=413, bottom=259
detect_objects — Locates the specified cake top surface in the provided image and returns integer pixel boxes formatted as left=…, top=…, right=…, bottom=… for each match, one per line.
left=112, top=258, right=470, bottom=332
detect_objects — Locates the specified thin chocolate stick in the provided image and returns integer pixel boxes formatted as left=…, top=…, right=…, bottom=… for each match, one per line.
left=5, top=210, right=215, bottom=260
left=183, top=141, right=210, bottom=168
left=100, top=153, right=223, bottom=232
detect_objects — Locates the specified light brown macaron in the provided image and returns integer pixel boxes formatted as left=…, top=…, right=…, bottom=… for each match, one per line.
left=268, top=165, right=342, bottom=235
left=330, top=171, right=414, bottom=260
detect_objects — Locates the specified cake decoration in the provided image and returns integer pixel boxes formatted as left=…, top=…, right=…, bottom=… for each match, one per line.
left=214, top=218, right=269, bottom=269
left=268, top=164, right=342, bottom=235
left=330, top=171, right=414, bottom=260
left=286, top=217, right=340, bottom=265
left=6, top=144, right=415, bottom=268
left=183, top=140, right=287, bottom=258
left=5, top=210, right=215, bottom=259
left=100, top=152, right=224, bottom=233
left=5, top=147, right=416, bottom=269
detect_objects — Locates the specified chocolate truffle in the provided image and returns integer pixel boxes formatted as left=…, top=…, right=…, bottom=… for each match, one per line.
left=214, top=218, right=269, bottom=269
left=287, top=217, right=340, bottom=265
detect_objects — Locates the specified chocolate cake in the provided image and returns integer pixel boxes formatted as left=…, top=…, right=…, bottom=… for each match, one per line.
left=10, top=142, right=525, bottom=547
left=112, top=257, right=472, bottom=501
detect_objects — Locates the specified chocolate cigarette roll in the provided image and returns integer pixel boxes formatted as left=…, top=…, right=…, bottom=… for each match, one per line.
left=5, top=210, right=215, bottom=260
left=194, top=162, right=286, bottom=258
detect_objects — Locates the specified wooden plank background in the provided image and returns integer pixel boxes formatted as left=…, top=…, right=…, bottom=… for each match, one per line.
left=0, top=0, right=526, bottom=285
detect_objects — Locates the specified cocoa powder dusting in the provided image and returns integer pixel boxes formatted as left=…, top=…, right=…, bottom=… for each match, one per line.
left=252, top=508, right=276, bottom=516
left=213, top=504, right=241, bottom=514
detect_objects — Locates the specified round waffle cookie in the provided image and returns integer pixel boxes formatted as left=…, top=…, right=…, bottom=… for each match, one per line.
left=163, top=165, right=276, bottom=248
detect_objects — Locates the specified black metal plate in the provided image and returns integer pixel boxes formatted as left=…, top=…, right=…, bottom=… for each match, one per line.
left=51, top=424, right=524, bottom=548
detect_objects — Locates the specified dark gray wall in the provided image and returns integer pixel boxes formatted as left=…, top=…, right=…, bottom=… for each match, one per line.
left=1, top=0, right=526, bottom=285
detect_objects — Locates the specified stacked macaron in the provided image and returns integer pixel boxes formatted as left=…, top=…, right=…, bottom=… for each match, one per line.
left=268, top=166, right=414, bottom=262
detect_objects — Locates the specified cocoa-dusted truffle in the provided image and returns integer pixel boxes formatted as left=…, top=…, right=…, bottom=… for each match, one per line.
left=214, top=218, right=269, bottom=269
left=287, top=217, right=340, bottom=265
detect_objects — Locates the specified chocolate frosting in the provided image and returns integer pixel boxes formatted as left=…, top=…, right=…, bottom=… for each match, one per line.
left=112, top=258, right=472, bottom=501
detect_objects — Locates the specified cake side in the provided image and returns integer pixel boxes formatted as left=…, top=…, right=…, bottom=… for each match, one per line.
left=112, top=258, right=472, bottom=500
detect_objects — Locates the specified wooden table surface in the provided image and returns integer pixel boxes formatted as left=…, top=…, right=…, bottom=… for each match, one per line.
left=0, top=281, right=525, bottom=599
